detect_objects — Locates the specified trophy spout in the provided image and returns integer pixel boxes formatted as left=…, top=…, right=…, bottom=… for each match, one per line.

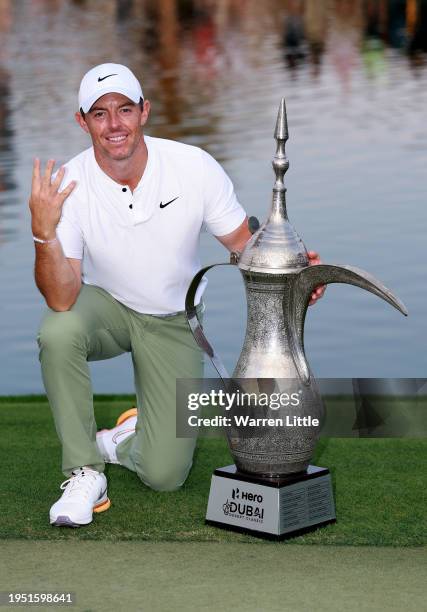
left=297, top=264, right=408, bottom=316
left=288, top=263, right=408, bottom=385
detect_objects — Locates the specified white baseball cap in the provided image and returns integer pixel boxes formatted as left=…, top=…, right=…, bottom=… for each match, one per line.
left=78, top=63, right=144, bottom=113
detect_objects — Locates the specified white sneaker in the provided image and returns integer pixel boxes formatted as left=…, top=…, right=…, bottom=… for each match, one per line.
left=50, top=467, right=110, bottom=527
left=96, top=408, right=137, bottom=465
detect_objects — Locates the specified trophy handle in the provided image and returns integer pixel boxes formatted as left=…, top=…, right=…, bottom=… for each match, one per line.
left=186, top=220, right=260, bottom=382
left=185, top=262, right=238, bottom=380
left=290, top=264, right=408, bottom=385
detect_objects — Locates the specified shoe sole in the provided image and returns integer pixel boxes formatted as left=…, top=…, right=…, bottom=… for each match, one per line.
left=116, top=407, right=138, bottom=426
left=97, top=409, right=137, bottom=435
left=50, top=496, right=111, bottom=528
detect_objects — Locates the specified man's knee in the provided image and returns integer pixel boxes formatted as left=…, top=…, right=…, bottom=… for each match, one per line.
left=37, top=311, right=88, bottom=354
left=137, top=461, right=192, bottom=492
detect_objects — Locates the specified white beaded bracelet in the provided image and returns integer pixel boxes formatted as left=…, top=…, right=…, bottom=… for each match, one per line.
left=33, top=235, right=58, bottom=244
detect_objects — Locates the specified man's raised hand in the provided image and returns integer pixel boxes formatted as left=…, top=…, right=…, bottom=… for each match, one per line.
left=29, top=158, right=76, bottom=241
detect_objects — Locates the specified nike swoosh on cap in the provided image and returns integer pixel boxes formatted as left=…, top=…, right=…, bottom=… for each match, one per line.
left=160, top=196, right=179, bottom=209
left=98, top=74, right=117, bottom=82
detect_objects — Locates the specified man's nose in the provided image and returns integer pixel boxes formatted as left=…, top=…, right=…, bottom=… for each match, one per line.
left=107, top=111, right=121, bottom=130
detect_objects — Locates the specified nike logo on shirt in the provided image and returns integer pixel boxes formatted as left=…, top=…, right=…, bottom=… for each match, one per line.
left=160, top=196, right=179, bottom=209
left=98, top=74, right=117, bottom=82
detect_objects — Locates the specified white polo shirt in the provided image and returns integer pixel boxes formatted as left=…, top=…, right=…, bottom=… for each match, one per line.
left=57, top=135, right=246, bottom=314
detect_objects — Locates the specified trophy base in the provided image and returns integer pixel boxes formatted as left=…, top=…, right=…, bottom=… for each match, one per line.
left=205, top=465, right=336, bottom=540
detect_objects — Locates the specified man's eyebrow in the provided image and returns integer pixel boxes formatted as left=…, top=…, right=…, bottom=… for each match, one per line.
left=89, top=102, right=136, bottom=113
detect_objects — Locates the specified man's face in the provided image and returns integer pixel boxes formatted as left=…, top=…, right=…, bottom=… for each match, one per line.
left=75, top=92, right=150, bottom=162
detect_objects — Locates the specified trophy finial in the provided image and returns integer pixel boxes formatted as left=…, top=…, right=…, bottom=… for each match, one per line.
left=274, top=97, right=289, bottom=142
left=238, top=96, right=309, bottom=273
left=272, top=98, right=289, bottom=214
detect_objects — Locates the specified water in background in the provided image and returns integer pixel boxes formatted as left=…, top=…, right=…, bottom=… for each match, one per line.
left=0, top=0, right=426, bottom=394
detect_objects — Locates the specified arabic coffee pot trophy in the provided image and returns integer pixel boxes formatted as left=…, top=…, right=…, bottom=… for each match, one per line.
left=185, top=99, right=407, bottom=539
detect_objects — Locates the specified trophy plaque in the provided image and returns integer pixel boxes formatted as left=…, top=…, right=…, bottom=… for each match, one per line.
left=206, top=465, right=335, bottom=539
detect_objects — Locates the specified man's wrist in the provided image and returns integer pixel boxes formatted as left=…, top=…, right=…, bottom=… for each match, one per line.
left=32, top=228, right=58, bottom=244
left=31, top=227, right=57, bottom=242
left=33, top=235, right=58, bottom=245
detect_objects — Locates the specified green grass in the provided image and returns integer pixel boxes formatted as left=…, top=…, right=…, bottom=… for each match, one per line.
left=0, top=397, right=425, bottom=545
left=2, top=543, right=426, bottom=612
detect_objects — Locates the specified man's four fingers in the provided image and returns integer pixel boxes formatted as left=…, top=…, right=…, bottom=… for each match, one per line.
left=31, top=158, right=76, bottom=210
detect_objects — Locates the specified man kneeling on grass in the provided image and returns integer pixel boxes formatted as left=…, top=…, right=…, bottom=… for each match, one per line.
left=30, top=63, right=325, bottom=527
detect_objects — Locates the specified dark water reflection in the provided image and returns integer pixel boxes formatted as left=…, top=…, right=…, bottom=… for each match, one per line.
left=0, top=0, right=426, bottom=393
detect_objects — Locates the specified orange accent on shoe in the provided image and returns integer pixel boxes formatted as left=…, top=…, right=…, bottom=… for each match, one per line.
left=93, top=498, right=111, bottom=513
left=116, top=407, right=138, bottom=426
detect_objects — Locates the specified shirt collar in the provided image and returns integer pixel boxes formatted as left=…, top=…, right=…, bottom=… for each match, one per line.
left=90, top=137, right=158, bottom=225
left=90, top=136, right=153, bottom=193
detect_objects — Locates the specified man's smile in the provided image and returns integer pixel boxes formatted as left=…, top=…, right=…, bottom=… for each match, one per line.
left=105, top=134, right=128, bottom=143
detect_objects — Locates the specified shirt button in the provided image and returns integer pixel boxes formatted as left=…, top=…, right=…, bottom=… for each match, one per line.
left=129, top=204, right=133, bottom=209
left=122, top=187, right=127, bottom=192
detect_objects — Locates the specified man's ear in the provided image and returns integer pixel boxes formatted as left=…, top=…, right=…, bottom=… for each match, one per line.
left=140, top=100, right=151, bottom=127
left=75, top=111, right=90, bottom=134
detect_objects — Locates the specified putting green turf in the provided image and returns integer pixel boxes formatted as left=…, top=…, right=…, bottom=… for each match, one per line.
left=0, top=397, right=425, bottom=545
left=1, top=542, right=425, bottom=612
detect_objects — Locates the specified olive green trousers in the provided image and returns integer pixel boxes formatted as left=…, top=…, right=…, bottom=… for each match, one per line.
left=37, top=284, right=204, bottom=490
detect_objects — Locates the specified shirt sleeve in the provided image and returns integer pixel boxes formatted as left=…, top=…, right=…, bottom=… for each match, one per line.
left=201, top=149, right=246, bottom=236
left=55, top=171, right=84, bottom=259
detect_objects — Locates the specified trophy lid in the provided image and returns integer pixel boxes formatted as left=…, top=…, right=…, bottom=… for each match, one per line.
left=238, top=98, right=308, bottom=274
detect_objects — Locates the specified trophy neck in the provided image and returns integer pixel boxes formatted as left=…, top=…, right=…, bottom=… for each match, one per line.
left=269, top=187, right=289, bottom=225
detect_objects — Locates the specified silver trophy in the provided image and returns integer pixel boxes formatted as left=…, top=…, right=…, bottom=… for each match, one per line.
left=185, top=99, right=407, bottom=539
